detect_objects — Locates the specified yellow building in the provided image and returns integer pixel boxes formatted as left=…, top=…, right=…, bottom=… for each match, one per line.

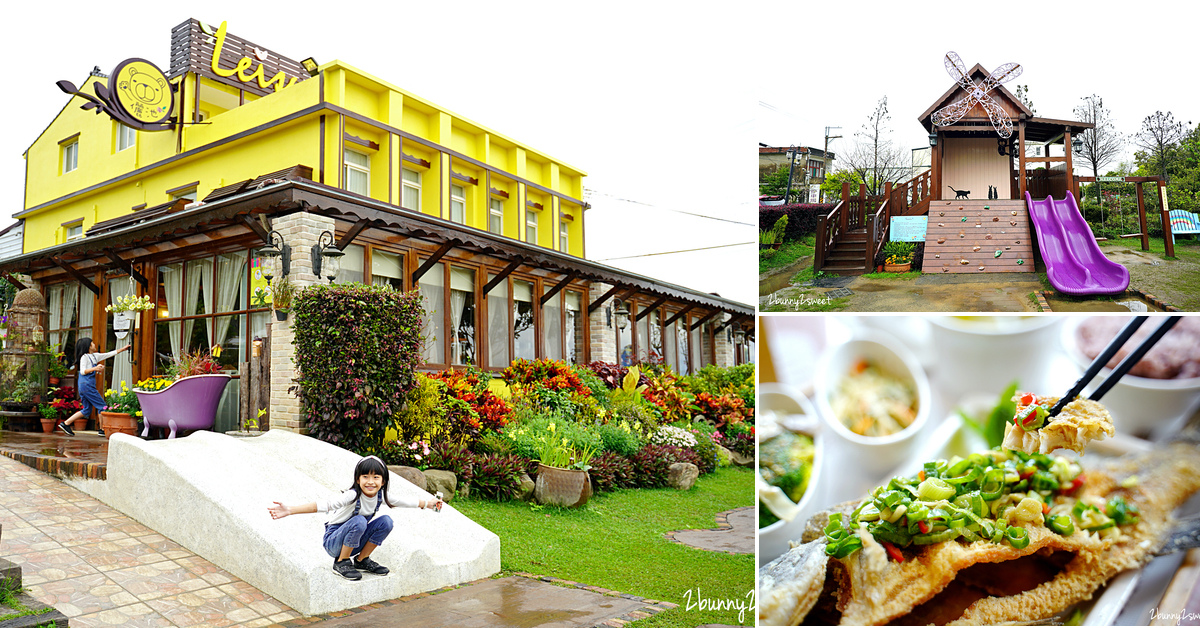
left=3, top=18, right=752, bottom=432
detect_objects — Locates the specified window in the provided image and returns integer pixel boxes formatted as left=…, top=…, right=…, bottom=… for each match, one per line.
left=526, top=210, right=538, bottom=245
left=450, top=267, right=476, bottom=365
left=370, top=250, right=404, bottom=290
left=450, top=184, right=466, bottom=224
left=402, top=168, right=421, bottom=210
left=345, top=150, right=370, bottom=196
left=419, top=261, right=445, bottom=364
left=488, top=199, right=504, bottom=235
left=487, top=275, right=509, bottom=368
left=65, top=222, right=84, bottom=242
left=46, top=281, right=95, bottom=358
left=117, top=124, right=136, bottom=152
left=808, top=158, right=824, bottom=181
left=676, top=318, right=690, bottom=374
left=171, top=188, right=197, bottom=202
left=333, top=244, right=364, bottom=284
left=513, top=279, right=535, bottom=360
left=543, top=289, right=561, bottom=361
left=565, top=292, right=583, bottom=364
left=559, top=222, right=569, bottom=252
left=62, top=140, right=78, bottom=174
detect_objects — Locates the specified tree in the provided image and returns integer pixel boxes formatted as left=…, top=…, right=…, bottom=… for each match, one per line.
left=758, top=166, right=803, bottom=202
left=820, top=169, right=865, bottom=201
left=1133, top=110, right=1189, bottom=182
left=1073, top=94, right=1123, bottom=205
left=840, top=96, right=911, bottom=196
left=1013, top=85, right=1037, bottom=117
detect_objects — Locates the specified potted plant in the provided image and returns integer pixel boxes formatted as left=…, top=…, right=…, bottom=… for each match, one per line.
left=532, top=432, right=595, bottom=508
left=271, top=276, right=295, bottom=321
left=101, top=381, right=142, bottom=438
left=882, top=241, right=915, bottom=273
left=50, top=386, right=82, bottom=419
left=37, top=403, right=58, bottom=433
left=758, top=227, right=777, bottom=251
left=48, top=353, right=70, bottom=386
left=134, top=349, right=231, bottom=439
left=106, top=294, right=154, bottom=336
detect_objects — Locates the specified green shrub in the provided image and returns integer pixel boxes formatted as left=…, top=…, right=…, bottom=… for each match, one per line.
left=473, top=430, right=514, bottom=456
left=681, top=364, right=756, bottom=409
left=428, top=440, right=475, bottom=482
left=596, top=420, right=644, bottom=457
left=291, top=283, right=423, bottom=454
left=378, top=439, right=432, bottom=469
left=629, top=443, right=703, bottom=488
left=500, top=414, right=602, bottom=461
left=571, top=364, right=611, bottom=408
left=395, top=374, right=448, bottom=443
left=608, top=396, right=662, bottom=436
left=468, top=454, right=526, bottom=501
left=588, top=452, right=637, bottom=492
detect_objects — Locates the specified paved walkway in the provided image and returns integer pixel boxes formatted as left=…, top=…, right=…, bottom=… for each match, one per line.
left=0, top=435, right=721, bottom=627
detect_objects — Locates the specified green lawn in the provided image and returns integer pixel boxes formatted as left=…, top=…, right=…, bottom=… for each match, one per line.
left=452, top=466, right=755, bottom=627
left=759, top=235, right=815, bottom=275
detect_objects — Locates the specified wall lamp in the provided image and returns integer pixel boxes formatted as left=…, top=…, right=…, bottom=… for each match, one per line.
left=253, top=230, right=290, bottom=285
left=300, top=57, right=320, bottom=77
left=733, top=324, right=746, bottom=344
left=928, top=130, right=938, bottom=147
left=1071, top=135, right=1084, bottom=153
left=614, top=299, right=630, bottom=332
left=312, top=231, right=344, bottom=284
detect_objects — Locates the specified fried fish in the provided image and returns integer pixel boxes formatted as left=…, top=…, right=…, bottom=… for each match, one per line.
left=758, top=443, right=1200, bottom=626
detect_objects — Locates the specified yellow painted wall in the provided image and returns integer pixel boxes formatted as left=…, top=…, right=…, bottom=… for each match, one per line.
left=22, top=59, right=586, bottom=257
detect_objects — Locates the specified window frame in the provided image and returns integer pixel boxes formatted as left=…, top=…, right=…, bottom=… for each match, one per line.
left=344, top=149, right=371, bottom=197
left=401, top=168, right=422, bottom=211
left=117, top=123, right=137, bottom=152
left=488, top=198, right=504, bottom=235
left=61, top=138, right=79, bottom=174
left=450, top=184, right=466, bottom=224
left=525, top=210, right=539, bottom=245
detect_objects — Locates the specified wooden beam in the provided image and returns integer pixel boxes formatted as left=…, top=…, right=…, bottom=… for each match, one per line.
left=1064, top=128, right=1074, bottom=202
left=1018, top=120, right=1027, bottom=200
left=539, top=271, right=578, bottom=306
left=411, top=241, right=455, bottom=284
left=481, top=259, right=522, bottom=296
left=102, top=250, right=148, bottom=288
left=49, top=257, right=100, bottom=295
left=633, top=295, right=668, bottom=321
left=662, top=303, right=696, bottom=327
left=587, top=284, right=624, bottom=315
left=0, top=271, right=28, bottom=291
left=241, top=215, right=271, bottom=243
left=689, top=309, right=719, bottom=331
left=336, top=219, right=371, bottom=250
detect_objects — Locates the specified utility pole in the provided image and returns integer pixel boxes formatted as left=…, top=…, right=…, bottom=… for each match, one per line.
left=784, top=145, right=798, bottom=204
left=824, top=127, right=842, bottom=202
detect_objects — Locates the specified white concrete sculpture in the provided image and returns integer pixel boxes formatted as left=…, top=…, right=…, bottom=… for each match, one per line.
left=66, top=430, right=500, bottom=615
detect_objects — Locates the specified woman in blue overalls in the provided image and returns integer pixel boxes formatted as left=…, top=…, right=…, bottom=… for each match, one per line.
left=57, top=337, right=131, bottom=436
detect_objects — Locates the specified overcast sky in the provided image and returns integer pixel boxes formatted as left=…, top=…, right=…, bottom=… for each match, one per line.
left=1, top=2, right=757, bottom=305
left=758, top=1, right=1197, bottom=177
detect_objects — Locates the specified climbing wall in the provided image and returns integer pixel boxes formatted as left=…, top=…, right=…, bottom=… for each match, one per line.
left=922, top=199, right=1035, bottom=273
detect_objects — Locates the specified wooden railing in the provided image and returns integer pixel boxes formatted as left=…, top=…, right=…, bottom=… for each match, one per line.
left=866, top=186, right=892, bottom=270
left=888, top=169, right=932, bottom=216
left=814, top=200, right=845, bottom=272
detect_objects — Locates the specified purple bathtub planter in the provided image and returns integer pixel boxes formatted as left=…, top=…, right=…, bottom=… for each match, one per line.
left=136, top=374, right=232, bottom=439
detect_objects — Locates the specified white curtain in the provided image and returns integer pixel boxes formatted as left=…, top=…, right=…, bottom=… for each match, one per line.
left=108, top=279, right=134, bottom=388
left=48, top=284, right=63, bottom=352
left=371, top=250, right=403, bottom=289
left=543, top=289, right=561, bottom=361
left=79, top=284, right=94, bottom=331
left=487, top=277, right=508, bottom=368
left=419, top=262, right=444, bottom=364
left=183, top=258, right=213, bottom=350
left=60, top=284, right=79, bottom=356
left=213, top=251, right=247, bottom=350
left=449, top=267, right=474, bottom=365
left=161, top=263, right=183, bottom=361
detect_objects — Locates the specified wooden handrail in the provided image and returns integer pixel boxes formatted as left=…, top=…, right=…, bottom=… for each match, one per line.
left=814, top=200, right=845, bottom=272
left=868, top=196, right=891, bottom=270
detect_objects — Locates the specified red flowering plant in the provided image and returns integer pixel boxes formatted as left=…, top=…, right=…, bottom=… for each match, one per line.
left=586, top=361, right=650, bottom=391
left=503, top=358, right=592, bottom=397
left=692, top=392, right=751, bottom=431
left=640, top=370, right=695, bottom=424
left=49, top=386, right=82, bottom=415
left=427, top=366, right=514, bottom=437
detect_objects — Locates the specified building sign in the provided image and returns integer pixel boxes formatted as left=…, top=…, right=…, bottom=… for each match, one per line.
left=1097, top=176, right=1124, bottom=182
left=170, top=18, right=308, bottom=98
left=890, top=216, right=928, bottom=243
left=56, top=58, right=176, bottom=131
left=808, top=184, right=821, bottom=203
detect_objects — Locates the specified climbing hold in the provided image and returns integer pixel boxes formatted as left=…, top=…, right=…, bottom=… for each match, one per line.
left=1016, top=240, right=1021, bottom=244
left=978, top=266, right=985, bottom=271
left=984, top=205, right=990, bottom=210
left=937, top=237, right=946, bottom=244
left=1017, top=259, right=1025, bottom=265
left=1005, top=246, right=1011, bottom=250
left=972, top=246, right=981, bottom=252
left=939, top=212, right=945, bottom=216
left=1010, top=221, right=1017, bottom=226
left=994, top=250, right=1002, bottom=258
left=1012, top=211, right=1018, bottom=216
left=960, top=259, right=969, bottom=265
left=942, top=267, right=949, bottom=272
left=962, top=217, right=967, bottom=222
left=986, top=234, right=993, bottom=240
left=935, top=254, right=940, bottom=258
left=958, top=206, right=964, bottom=210
left=938, top=223, right=944, bottom=227
left=993, top=217, right=999, bottom=222
left=958, top=231, right=965, bottom=238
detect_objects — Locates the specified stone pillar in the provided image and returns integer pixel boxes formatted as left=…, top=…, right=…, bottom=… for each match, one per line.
left=587, top=282, right=616, bottom=364
left=268, top=211, right=335, bottom=434
left=713, top=313, right=735, bottom=368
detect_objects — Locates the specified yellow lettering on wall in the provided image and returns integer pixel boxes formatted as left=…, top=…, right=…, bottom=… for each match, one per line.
left=210, top=21, right=299, bottom=93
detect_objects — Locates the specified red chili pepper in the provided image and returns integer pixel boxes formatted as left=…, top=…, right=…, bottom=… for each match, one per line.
left=917, top=520, right=930, bottom=534
left=1062, top=474, right=1085, bottom=493
left=1020, top=393, right=1036, bottom=406
left=882, top=541, right=904, bottom=563
left=918, top=470, right=926, bottom=482
left=1020, top=469, right=1036, bottom=481
left=1042, top=503, right=1051, bottom=515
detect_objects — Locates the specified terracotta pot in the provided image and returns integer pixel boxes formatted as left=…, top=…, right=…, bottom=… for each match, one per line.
left=40, top=418, right=56, bottom=433
left=49, top=377, right=60, bottom=386
left=884, top=262, right=912, bottom=273
left=100, top=412, right=139, bottom=439
left=533, top=463, right=592, bottom=508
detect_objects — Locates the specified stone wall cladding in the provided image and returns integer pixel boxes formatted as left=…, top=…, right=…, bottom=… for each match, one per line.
left=587, top=282, right=617, bottom=364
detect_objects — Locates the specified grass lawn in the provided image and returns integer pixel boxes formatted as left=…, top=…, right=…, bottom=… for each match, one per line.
left=859, top=271, right=923, bottom=280
left=453, top=466, right=755, bottom=627
left=759, top=235, right=815, bottom=275
left=1101, top=237, right=1200, bottom=310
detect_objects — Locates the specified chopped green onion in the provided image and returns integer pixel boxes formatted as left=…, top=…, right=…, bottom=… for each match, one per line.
left=917, top=478, right=956, bottom=501
left=913, top=528, right=961, bottom=545
left=1006, top=525, right=1030, bottom=549
left=1030, top=470, right=1061, bottom=492
left=1047, top=514, right=1075, bottom=536
left=1105, top=496, right=1140, bottom=526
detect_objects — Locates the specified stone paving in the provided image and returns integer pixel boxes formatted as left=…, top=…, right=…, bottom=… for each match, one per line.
left=665, top=507, right=754, bottom=555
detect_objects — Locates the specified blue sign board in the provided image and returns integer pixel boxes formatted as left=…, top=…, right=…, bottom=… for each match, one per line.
left=890, top=216, right=928, bottom=242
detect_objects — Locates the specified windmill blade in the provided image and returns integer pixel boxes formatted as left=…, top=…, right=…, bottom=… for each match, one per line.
left=932, top=94, right=977, bottom=128
left=944, top=51, right=973, bottom=91
left=979, top=97, right=1014, bottom=138
left=982, top=62, right=1023, bottom=92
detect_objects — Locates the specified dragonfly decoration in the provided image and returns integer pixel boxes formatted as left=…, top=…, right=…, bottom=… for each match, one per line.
left=931, top=51, right=1023, bottom=138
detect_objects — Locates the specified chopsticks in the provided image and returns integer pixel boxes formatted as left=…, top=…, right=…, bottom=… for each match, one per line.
left=1047, top=316, right=1182, bottom=420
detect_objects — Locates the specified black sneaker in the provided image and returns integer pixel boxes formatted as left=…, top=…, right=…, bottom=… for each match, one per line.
left=353, top=555, right=389, bottom=576
left=332, top=558, right=361, bottom=580
left=57, top=422, right=75, bottom=436
left=97, top=429, right=104, bottom=436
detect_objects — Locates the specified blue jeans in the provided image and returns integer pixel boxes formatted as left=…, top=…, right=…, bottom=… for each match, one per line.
left=322, top=515, right=393, bottom=559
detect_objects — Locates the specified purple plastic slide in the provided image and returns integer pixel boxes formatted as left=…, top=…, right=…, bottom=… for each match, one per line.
left=1024, top=192, right=1129, bottom=295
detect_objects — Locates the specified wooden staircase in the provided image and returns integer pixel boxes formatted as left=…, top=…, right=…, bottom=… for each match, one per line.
left=819, top=227, right=869, bottom=275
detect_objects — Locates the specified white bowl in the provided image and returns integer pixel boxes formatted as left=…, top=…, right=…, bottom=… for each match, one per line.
left=813, top=332, right=931, bottom=476
left=757, top=383, right=825, bottom=566
left=928, top=316, right=1063, bottom=402
left=1061, top=316, right=1200, bottom=435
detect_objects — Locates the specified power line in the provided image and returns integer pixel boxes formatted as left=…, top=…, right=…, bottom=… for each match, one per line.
left=595, top=241, right=754, bottom=262
left=585, top=189, right=756, bottom=227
